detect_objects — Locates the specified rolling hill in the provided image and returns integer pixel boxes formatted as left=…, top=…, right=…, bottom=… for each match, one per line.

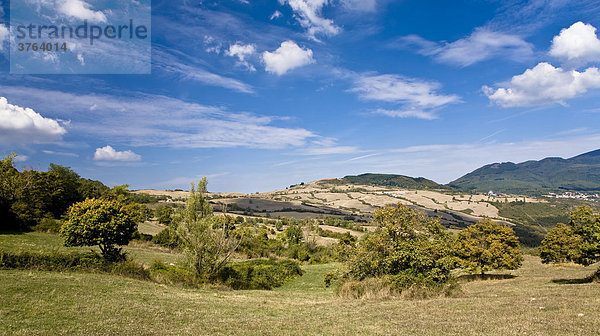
left=449, top=149, right=600, bottom=195
left=334, top=173, right=449, bottom=190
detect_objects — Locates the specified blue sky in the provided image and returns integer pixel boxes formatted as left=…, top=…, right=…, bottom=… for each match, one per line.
left=2, top=0, right=600, bottom=193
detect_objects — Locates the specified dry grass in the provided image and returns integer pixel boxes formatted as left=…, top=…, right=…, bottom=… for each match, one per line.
left=1, top=244, right=599, bottom=335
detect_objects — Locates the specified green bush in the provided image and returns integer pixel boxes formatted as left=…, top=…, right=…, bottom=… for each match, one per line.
left=149, top=261, right=197, bottom=286
left=132, top=231, right=153, bottom=242
left=0, top=250, right=149, bottom=280
left=32, top=217, right=63, bottom=233
left=152, top=228, right=180, bottom=248
left=216, top=259, right=303, bottom=290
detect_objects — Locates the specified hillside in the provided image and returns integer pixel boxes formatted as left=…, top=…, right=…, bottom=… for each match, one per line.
left=334, top=173, right=449, bottom=190
left=449, top=149, right=600, bottom=195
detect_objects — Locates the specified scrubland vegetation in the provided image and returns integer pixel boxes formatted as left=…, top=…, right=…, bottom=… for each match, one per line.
left=2, top=154, right=600, bottom=335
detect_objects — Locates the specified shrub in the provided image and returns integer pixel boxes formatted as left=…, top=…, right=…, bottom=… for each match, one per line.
left=152, top=228, right=180, bottom=248
left=0, top=250, right=149, bottom=280
left=345, top=205, right=459, bottom=294
left=149, top=261, right=197, bottom=286
left=61, top=198, right=137, bottom=261
left=132, top=231, right=153, bottom=242
left=454, top=219, right=523, bottom=274
left=540, top=206, right=600, bottom=266
left=32, top=217, right=63, bottom=233
left=215, top=259, right=303, bottom=290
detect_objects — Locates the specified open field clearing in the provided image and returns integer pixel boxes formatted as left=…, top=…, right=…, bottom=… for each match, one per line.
left=1, top=254, right=599, bottom=335
left=0, top=232, right=182, bottom=267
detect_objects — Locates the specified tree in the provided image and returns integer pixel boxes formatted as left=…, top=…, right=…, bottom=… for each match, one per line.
left=540, top=206, right=600, bottom=266
left=155, top=205, right=175, bottom=226
left=174, top=178, right=239, bottom=279
left=283, top=224, right=303, bottom=245
left=61, top=198, right=137, bottom=261
left=454, top=219, right=523, bottom=275
left=347, top=204, right=457, bottom=289
left=539, top=223, right=582, bottom=263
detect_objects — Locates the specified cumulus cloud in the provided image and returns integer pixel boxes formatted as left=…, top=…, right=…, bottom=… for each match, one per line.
left=226, top=43, right=257, bottom=71
left=550, top=21, right=600, bottom=67
left=0, top=97, right=66, bottom=143
left=483, top=62, right=600, bottom=107
left=93, top=145, right=141, bottom=162
left=350, top=74, right=460, bottom=118
left=58, top=0, right=107, bottom=23
left=0, top=25, right=8, bottom=51
left=282, top=0, right=341, bottom=40
left=263, top=41, right=315, bottom=75
left=399, top=28, right=533, bottom=66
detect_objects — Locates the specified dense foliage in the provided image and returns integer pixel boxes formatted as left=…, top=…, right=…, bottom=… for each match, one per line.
left=454, top=219, right=523, bottom=274
left=216, top=259, right=303, bottom=289
left=540, top=206, right=600, bottom=266
left=174, top=178, right=240, bottom=279
left=346, top=205, right=458, bottom=292
left=61, top=199, right=137, bottom=261
left=337, top=173, right=448, bottom=190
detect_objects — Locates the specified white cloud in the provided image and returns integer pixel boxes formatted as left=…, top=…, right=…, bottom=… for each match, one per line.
left=226, top=43, right=257, bottom=71
left=549, top=21, right=600, bottom=67
left=263, top=41, right=315, bottom=75
left=483, top=62, right=600, bottom=107
left=283, top=0, right=341, bottom=40
left=270, top=10, right=283, bottom=20
left=13, top=155, right=28, bottom=163
left=42, top=150, right=79, bottom=157
left=58, top=0, right=107, bottom=23
left=340, top=0, right=376, bottom=12
left=0, top=25, right=8, bottom=51
left=93, top=146, right=141, bottom=162
left=400, top=28, right=533, bottom=66
left=0, top=97, right=66, bottom=143
left=1, top=87, right=318, bottom=150
left=153, top=49, right=254, bottom=93
left=350, top=74, right=460, bottom=118
left=373, top=109, right=437, bottom=120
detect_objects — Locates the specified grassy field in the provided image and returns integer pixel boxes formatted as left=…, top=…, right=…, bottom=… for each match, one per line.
left=0, top=232, right=182, bottom=266
left=1, top=232, right=599, bottom=335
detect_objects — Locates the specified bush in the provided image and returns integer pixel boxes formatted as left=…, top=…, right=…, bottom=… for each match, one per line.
left=152, top=228, right=180, bottom=248
left=345, top=205, right=459, bottom=295
left=0, top=250, right=150, bottom=280
left=132, top=231, right=153, bottom=242
left=32, top=217, right=63, bottom=233
left=61, top=198, right=137, bottom=261
left=216, top=259, right=303, bottom=290
left=149, top=261, right=197, bottom=286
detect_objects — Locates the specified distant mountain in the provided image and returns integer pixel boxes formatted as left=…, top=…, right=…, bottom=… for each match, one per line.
left=449, top=149, right=600, bottom=195
left=338, top=173, right=449, bottom=190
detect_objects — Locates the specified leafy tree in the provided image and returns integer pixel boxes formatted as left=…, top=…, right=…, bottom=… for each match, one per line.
left=61, top=198, right=137, bottom=261
left=454, top=219, right=523, bottom=274
left=539, top=223, right=582, bottom=263
left=347, top=205, right=458, bottom=289
left=155, top=205, right=175, bottom=226
left=174, top=178, right=240, bottom=279
left=47, top=164, right=81, bottom=218
left=283, top=224, right=303, bottom=245
left=0, top=154, right=22, bottom=229
left=540, top=206, right=600, bottom=266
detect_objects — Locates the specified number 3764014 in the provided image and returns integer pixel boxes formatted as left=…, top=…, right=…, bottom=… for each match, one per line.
left=17, top=42, right=68, bottom=52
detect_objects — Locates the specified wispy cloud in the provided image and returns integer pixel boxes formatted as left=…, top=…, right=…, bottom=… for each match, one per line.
left=350, top=73, right=460, bottom=119
left=1, top=86, right=318, bottom=150
left=396, top=28, right=533, bottom=66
